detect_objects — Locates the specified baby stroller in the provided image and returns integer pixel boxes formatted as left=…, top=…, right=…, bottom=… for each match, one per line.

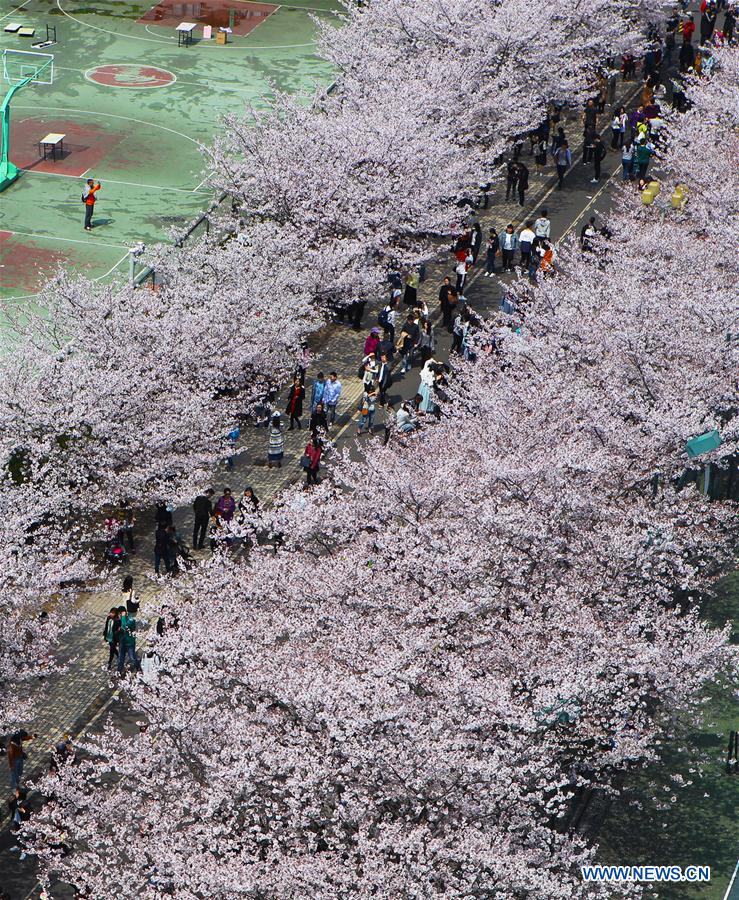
left=103, top=518, right=128, bottom=564
left=171, top=538, right=196, bottom=573
left=104, top=536, right=128, bottom=564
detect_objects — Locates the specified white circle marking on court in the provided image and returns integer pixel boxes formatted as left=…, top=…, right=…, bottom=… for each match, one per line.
left=83, top=63, right=178, bottom=89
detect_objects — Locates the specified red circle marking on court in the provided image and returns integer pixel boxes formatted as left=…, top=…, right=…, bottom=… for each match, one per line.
left=85, top=64, right=176, bottom=89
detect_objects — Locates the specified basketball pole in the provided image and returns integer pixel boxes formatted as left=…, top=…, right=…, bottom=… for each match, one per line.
left=0, top=56, right=52, bottom=192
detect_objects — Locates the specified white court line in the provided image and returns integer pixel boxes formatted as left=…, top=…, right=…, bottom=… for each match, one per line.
left=55, top=0, right=319, bottom=49
left=23, top=169, right=210, bottom=194
left=98, top=250, right=133, bottom=279
left=6, top=229, right=128, bottom=249
left=15, top=103, right=201, bottom=146
left=0, top=0, right=30, bottom=23
left=238, top=0, right=339, bottom=10
left=144, top=24, right=176, bottom=39
left=56, top=64, right=259, bottom=95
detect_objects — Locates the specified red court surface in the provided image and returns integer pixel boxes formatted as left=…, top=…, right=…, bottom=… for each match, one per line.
left=0, top=233, right=76, bottom=294
left=86, top=64, right=176, bottom=89
left=10, top=120, right=124, bottom=178
left=138, top=0, right=277, bottom=35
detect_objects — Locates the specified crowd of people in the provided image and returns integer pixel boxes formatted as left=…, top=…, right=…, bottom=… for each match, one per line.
left=6, top=20, right=721, bottom=864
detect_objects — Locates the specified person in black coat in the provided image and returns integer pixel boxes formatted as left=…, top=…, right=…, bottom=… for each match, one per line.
left=517, top=163, right=529, bottom=206
left=192, top=488, right=213, bottom=550
left=484, top=228, right=499, bottom=276
left=376, top=353, right=392, bottom=404
left=723, top=7, right=735, bottom=43
left=154, top=524, right=172, bottom=576
left=505, top=160, right=519, bottom=201
left=700, top=8, right=717, bottom=44
left=155, top=502, right=172, bottom=529
left=309, top=402, right=328, bottom=438
left=471, top=222, right=483, bottom=261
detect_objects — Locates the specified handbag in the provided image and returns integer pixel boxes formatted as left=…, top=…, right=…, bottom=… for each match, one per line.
left=299, top=454, right=311, bottom=469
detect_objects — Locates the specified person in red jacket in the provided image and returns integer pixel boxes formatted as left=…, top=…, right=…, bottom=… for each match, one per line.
left=83, top=178, right=101, bottom=231
left=682, top=15, right=696, bottom=43
left=303, top=437, right=322, bottom=486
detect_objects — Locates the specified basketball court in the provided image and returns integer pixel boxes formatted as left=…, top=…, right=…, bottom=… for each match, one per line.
left=0, top=0, right=340, bottom=298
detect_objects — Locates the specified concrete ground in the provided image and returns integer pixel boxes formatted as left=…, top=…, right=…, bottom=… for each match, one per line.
left=0, top=0, right=340, bottom=297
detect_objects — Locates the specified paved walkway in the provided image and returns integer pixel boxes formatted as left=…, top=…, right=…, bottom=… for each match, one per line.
left=7, top=66, right=648, bottom=817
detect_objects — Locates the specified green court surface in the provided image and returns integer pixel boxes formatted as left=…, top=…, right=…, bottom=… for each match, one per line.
left=0, top=0, right=340, bottom=298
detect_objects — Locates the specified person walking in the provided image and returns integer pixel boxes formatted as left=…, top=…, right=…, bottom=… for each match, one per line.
left=516, top=162, right=529, bottom=206
left=611, top=106, right=627, bottom=149
left=534, top=209, right=551, bottom=241
left=505, top=159, right=520, bottom=201
left=309, top=401, right=328, bottom=439
left=700, top=4, right=717, bottom=42
left=635, top=139, right=655, bottom=179
left=192, top=488, right=213, bottom=550
left=357, top=385, right=377, bottom=435
left=444, top=290, right=458, bottom=333
left=117, top=607, right=139, bottom=675
left=518, top=221, right=536, bottom=270
left=363, top=328, right=381, bottom=358
left=8, top=787, right=32, bottom=860
left=322, top=372, right=342, bottom=426
left=451, top=309, right=467, bottom=354
left=216, top=488, right=236, bottom=522
left=553, top=141, right=572, bottom=189
left=500, top=224, right=519, bottom=272
left=438, top=276, right=452, bottom=323
left=397, top=312, right=420, bottom=375
left=285, top=375, right=305, bottom=430
left=7, top=731, right=34, bottom=791
left=550, top=125, right=566, bottom=156
left=154, top=522, right=172, bottom=576
left=303, top=437, right=322, bottom=486
left=484, top=228, right=499, bottom=276
left=417, top=320, right=436, bottom=364
left=455, top=252, right=471, bottom=293
left=591, top=135, right=607, bottom=183
left=580, top=216, right=598, bottom=252
left=361, top=353, right=378, bottom=392
left=267, top=415, right=285, bottom=468
left=377, top=297, right=397, bottom=343
left=103, top=607, right=121, bottom=670
left=237, top=486, right=259, bottom=519
left=209, top=511, right=225, bottom=552
left=82, top=179, right=101, bottom=231
left=724, top=6, right=735, bottom=43
left=621, top=140, right=635, bottom=181
left=116, top=500, right=135, bottom=553
left=376, top=352, right=392, bottom=404
left=309, top=372, right=326, bottom=413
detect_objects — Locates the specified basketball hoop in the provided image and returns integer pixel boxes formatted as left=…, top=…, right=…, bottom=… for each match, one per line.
left=1, top=49, right=54, bottom=191
left=2, top=48, right=54, bottom=86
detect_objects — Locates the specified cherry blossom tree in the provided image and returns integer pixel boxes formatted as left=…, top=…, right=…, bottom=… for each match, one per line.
left=25, top=160, right=739, bottom=896
left=12, top=26, right=739, bottom=900
left=209, top=0, right=671, bottom=301
left=0, top=227, right=322, bottom=723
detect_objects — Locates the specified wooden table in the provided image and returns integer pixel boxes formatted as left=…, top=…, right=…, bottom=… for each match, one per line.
left=176, top=22, right=197, bottom=47
left=39, top=132, right=65, bottom=162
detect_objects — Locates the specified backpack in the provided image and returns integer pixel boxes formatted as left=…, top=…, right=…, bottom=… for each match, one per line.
left=81, top=193, right=87, bottom=203
left=377, top=306, right=390, bottom=328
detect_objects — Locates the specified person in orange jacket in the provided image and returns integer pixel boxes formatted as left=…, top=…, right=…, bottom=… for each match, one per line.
left=83, top=178, right=101, bottom=231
